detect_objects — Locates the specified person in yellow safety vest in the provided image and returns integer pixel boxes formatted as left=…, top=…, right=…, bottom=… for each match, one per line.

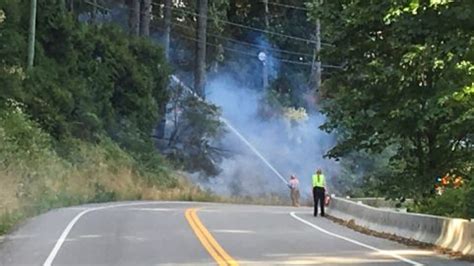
left=312, top=168, right=326, bottom=217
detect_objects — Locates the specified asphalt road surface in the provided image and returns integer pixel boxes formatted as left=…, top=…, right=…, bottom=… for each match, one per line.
left=0, top=202, right=471, bottom=266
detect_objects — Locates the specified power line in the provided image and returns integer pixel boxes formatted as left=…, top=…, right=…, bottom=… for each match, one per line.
left=82, top=1, right=314, bottom=58
left=174, top=32, right=267, bottom=59
left=260, top=1, right=311, bottom=12
left=279, top=58, right=312, bottom=66
left=83, top=1, right=343, bottom=70
left=85, top=1, right=333, bottom=47
left=322, top=64, right=345, bottom=69
left=279, top=58, right=343, bottom=69
left=171, top=22, right=314, bottom=58
left=171, top=30, right=257, bottom=57
left=171, top=30, right=317, bottom=68
left=157, top=3, right=333, bottom=47
left=84, top=0, right=111, bottom=12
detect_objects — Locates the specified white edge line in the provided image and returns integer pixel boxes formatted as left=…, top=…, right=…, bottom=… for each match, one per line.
left=43, top=202, right=192, bottom=266
left=289, top=212, right=424, bottom=266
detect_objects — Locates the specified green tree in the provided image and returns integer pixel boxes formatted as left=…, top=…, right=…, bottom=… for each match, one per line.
left=308, top=0, right=473, bottom=201
left=165, top=84, right=224, bottom=176
left=1, top=0, right=170, bottom=147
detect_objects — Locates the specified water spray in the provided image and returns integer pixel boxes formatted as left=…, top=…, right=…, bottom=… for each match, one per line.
left=220, top=118, right=288, bottom=185
left=170, top=75, right=289, bottom=187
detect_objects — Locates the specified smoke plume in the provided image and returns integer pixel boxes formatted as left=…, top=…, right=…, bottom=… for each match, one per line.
left=197, top=71, right=340, bottom=200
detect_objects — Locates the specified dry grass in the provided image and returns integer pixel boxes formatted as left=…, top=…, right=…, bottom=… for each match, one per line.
left=0, top=138, right=217, bottom=235
left=0, top=171, right=20, bottom=212
left=0, top=108, right=222, bottom=235
left=0, top=166, right=217, bottom=235
left=0, top=123, right=289, bottom=236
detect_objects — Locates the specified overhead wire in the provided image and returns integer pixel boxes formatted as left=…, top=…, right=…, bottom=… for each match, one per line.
left=171, top=30, right=314, bottom=68
left=83, top=1, right=316, bottom=58
left=85, top=1, right=332, bottom=47
left=84, top=0, right=111, bottom=11
left=155, top=2, right=333, bottom=47
left=171, top=22, right=314, bottom=58
left=259, top=1, right=312, bottom=12
left=85, top=0, right=334, bottom=46
left=173, top=31, right=258, bottom=58
left=83, top=1, right=342, bottom=69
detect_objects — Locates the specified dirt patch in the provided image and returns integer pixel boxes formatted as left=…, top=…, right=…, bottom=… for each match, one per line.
left=327, top=215, right=474, bottom=262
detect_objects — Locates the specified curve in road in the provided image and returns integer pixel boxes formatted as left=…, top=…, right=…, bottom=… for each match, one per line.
left=0, top=202, right=470, bottom=266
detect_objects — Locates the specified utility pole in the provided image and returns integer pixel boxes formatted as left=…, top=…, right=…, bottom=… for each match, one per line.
left=262, top=57, right=268, bottom=90
left=140, top=0, right=151, bottom=36
left=163, top=0, right=172, bottom=59
left=194, top=0, right=208, bottom=98
left=258, top=52, right=268, bottom=90
left=129, top=0, right=140, bottom=36
left=59, top=0, right=66, bottom=13
left=69, top=0, right=74, bottom=13
left=314, top=18, right=321, bottom=93
left=263, top=0, right=269, bottom=29
left=91, top=0, right=97, bottom=23
left=27, top=0, right=37, bottom=69
left=312, top=0, right=322, bottom=99
left=262, top=0, right=270, bottom=90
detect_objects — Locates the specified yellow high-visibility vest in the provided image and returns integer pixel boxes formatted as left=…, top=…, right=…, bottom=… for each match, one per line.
left=312, top=174, right=325, bottom=188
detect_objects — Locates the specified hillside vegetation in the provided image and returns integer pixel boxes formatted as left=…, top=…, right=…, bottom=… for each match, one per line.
left=1, top=0, right=472, bottom=233
left=0, top=0, right=215, bottom=235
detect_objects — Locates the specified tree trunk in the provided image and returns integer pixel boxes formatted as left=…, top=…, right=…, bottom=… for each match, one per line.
left=155, top=0, right=172, bottom=141
left=59, top=0, right=66, bottom=14
left=163, top=0, right=172, bottom=59
left=262, top=0, right=269, bottom=90
left=140, top=0, right=151, bottom=36
left=27, top=0, right=37, bottom=69
left=70, top=0, right=75, bottom=12
left=91, top=0, right=97, bottom=23
left=194, top=0, right=208, bottom=98
left=263, top=0, right=269, bottom=29
left=128, top=0, right=140, bottom=36
left=312, top=0, right=322, bottom=102
left=314, top=18, right=321, bottom=93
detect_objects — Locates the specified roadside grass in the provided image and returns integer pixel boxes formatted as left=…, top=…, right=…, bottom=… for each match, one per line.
left=0, top=166, right=217, bottom=236
left=0, top=108, right=295, bottom=237
left=0, top=109, right=216, bottom=236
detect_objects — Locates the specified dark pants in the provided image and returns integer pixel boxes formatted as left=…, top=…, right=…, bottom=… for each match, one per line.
left=313, top=187, right=325, bottom=216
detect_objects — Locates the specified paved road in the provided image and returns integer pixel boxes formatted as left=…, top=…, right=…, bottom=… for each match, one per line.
left=0, top=202, right=471, bottom=266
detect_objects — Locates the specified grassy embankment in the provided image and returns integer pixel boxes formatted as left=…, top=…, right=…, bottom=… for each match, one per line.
left=0, top=1, right=296, bottom=236
left=0, top=108, right=295, bottom=235
left=0, top=108, right=220, bottom=235
left=0, top=1, right=221, bottom=235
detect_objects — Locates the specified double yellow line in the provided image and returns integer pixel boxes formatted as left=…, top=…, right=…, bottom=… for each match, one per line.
left=185, top=208, right=239, bottom=266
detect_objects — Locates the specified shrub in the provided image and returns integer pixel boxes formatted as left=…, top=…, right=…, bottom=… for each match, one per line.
left=465, top=180, right=474, bottom=218
left=413, top=186, right=472, bottom=219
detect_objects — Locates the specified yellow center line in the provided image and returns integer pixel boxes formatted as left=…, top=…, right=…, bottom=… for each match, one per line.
left=189, top=210, right=239, bottom=265
left=185, top=208, right=239, bottom=266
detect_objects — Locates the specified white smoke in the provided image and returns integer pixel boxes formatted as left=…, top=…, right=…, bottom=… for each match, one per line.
left=198, top=73, right=340, bottom=200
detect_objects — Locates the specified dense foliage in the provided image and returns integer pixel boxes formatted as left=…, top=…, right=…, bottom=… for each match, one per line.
left=1, top=0, right=170, bottom=145
left=165, top=85, right=224, bottom=176
left=0, top=0, right=210, bottom=233
left=0, top=105, right=217, bottom=234
left=1, top=0, right=471, bottom=219
left=307, top=0, right=473, bottom=216
left=153, top=0, right=473, bottom=217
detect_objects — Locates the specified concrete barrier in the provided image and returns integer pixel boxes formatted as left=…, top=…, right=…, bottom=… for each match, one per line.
left=327, top=196, right=474, bottom=256
left=348, top=197, right=413, bottom=209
